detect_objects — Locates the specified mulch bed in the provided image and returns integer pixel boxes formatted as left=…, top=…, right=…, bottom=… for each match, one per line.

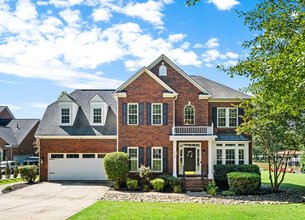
left=101, top=187, right=305, bottom=205
left=1, top=183, right=29, bottom=194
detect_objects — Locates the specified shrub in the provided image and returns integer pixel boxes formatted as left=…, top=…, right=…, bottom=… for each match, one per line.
left=19, top=165, right=37, bottom=184
left=4, top=185, right=12, bottom=191
left=160, top=174, right=179, bottom=187
left=13, top=163, right=19, bottom=179
left=5, top=161, right=10, bottom=179
left=150, top=178, right=165, bottom=192
left=127, top=179, right=138, bottom=191
left=113, top=182, right=120, bottom=190
left=227, top=172, right=260, bottom=195
left=104, top=152, right=129, bottom=188
left=221, top=190, right=235, bottom=196
left=173, top=184, right=182, bottom=193
left=206, top=181, right=218, bottom=196
left=143, top=184, right=150, bottom=192
left=139, top=165, right=152, bottom=185
left=214, top=164, right=261, bottom=187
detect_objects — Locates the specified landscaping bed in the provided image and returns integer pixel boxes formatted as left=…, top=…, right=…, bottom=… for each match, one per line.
left=1, top=182, right=29, bottom=194
left=101, top=187, right=305, bottom=204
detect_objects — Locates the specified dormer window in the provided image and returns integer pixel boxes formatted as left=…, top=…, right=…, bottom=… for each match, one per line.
left=61, top=108, right=71, bottom=124
left=159, top=62, right=167, bottom=76
left=90, top=95, right=108, bottom=126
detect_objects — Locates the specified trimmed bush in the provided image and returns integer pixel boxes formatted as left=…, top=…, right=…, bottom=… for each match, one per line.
left=160, top=174, right=179, bottom=188
left=104, top=152, right=129, bottom=188
left=214, top=164, right=261, bottom=187
left=150, top=178, right=165, bottom=192
left=19, top=165, right=37, bottom=184
left=221, top=190, right=235, bottom=196
left=173, top=184, right=182, bottom=193
left=227, top=172, right=260, bottom=195
left=206, top=181, right=218, bottom=196
left=127, top=179, right=138, bottom=191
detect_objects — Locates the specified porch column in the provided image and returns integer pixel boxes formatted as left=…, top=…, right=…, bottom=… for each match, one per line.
left=173, top=140, right=177, bottom=177
left=208, top=140, right=214, bottom=179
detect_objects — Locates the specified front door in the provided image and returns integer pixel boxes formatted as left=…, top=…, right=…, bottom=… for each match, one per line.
left=183, top=147, right=196, bottom=172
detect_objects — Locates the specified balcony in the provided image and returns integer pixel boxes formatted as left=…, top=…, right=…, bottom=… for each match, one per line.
left=172, top=124, right=214, bottom=136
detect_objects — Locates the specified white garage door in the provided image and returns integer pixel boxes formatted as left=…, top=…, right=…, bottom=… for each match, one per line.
left=49, top=153, right=107, bottom=181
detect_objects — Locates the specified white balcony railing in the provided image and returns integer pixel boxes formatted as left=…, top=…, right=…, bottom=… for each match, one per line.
left=172, top=124, right=213, bottom=136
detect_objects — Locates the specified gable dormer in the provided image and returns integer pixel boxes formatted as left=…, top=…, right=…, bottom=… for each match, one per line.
left=58, top=94, right=79, bottom=126
left=90, top=94, right=108, bottom=126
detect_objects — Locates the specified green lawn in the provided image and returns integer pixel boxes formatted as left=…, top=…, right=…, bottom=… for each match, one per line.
left=0, top=178, right=24, bottom=185
left=70, top=201, right=305, bottom=220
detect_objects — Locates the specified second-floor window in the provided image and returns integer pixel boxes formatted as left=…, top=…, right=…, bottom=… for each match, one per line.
left=93, top=108, right=102, bottom=124
left=217, top=108, right=238, bottom=127
left=128, top=103, right=138, bottom=125
left=61, top=108, right=70, bottom=124
left=184, top=104, right=195, bottom=125
left=152, top=103, right=162, bottom=125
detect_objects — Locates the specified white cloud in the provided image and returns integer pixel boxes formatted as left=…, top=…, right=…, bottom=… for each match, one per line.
left=202, top=48, right=239, bottom=68
left=0, top=79, right=24, bottom=85
left=225, top=51, right=239, bottom=59
left=202, top=49, right=222, bottom=62
left=92, top=8, right=112, bottom=22
left=204, top=38, right=219, bottom=48
left=193, top=43, right=204, bottom=49
left=59, top=9, right=81, bottom=26
left=221, top=59, right=238, bottom=67
left=208, top=0, right=240, bottom=11
left=168, top=34, right=186, bottom=43
left=180, top=42, right=190, bottom=50
left=15, top=0, right=37, bottom=21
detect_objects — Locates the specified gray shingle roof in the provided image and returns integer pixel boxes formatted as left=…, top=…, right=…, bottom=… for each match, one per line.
left=6, top=119, right=39, bottom=145
left=0, top=127, right=17, bottom=146
left=36, top=90, right=117, bottom=136
left=191, top=75, right=251, bottom=99
left=0, top=106, right=6, bottom=113
left=216, top=132, right=250, bottom=142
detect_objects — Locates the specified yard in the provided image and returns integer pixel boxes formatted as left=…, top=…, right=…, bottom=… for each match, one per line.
left=70, top=201, right=304, bottom=220
left=0, top=178, right=23, bottom=185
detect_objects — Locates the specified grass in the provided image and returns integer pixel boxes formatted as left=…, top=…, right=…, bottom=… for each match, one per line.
left=70, top=201, right=305, bottom=220
left=0, top=178, right=24, bottom=185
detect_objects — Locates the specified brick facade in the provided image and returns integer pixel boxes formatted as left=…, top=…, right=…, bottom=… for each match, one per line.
left=39, top=138, right=116, bottom=181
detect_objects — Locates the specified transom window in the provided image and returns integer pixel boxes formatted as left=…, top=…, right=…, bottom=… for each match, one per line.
left=128, top=147, right=138, bottom=172
left=152, top=104, right=162, bottom=125
left=128, top=104, right=138, bottom=125
left=93, top=108, right=102, bottom=124
left=184, top=104, right=195, bottom=125
left=152, top=147, right=162, bottom=172
left=61, top=108, right=70, bottom=124
left=226, top=149, right=235, bottom=164
left=217, top=108, right=238, bottom=127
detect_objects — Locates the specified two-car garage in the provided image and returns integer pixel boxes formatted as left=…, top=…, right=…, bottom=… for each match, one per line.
left=48, top=153, right=107, bottom=181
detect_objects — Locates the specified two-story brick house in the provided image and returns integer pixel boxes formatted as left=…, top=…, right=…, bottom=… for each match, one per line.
left=36, top=55, right=251, bottom=184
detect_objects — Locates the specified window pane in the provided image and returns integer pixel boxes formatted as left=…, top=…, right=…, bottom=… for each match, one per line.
left=218, top=118, right=226, bottom=127
left=51, top=154, right=64, bottom=159
left=128, top=148, right=138, bottom=171
left=225, top=149, right=235, bottom=164
left=229, top=109, right=237, bottom=127
left=130, top=160, right=138, bottom=171
left=61, top=108, right=70, bottom=123
left=67, top=154, right=79, bottom=158
left=82, top=154, right=95, bottom=158
left=184, top=105, right=195, bottom=125
left=128, top=104, right=138, bottom=125
left=152, top=160, right=161, bottom=171
left=216, top=149, right=222, bottom=165
left=218, top=109, right=226, bottom=117
left=93, top=108, right=102, bottom=123
left=239, top=149, right=244, bottom=165
left=152, top=104, right=162, bottom=125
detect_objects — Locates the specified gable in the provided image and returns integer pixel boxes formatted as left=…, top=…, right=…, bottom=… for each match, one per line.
left=0, top=106, right=15, bottom=120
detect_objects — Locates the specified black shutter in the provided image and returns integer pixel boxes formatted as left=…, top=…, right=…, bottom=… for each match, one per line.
left=163, top=103, right=168, bottom=125
left=139, top=103, right=144, bottom=125
left=163, top=147, right=168, bottom=173
left=122, top=146, right=127, bottom=153
left=238, top=108, right=244, bottom=125
left=146, top=147, right=151, bottom=168
left=212, top=107, right=217, bottom=128
left=146, top=103, right=151, bottom=125
left=139, top=147, right=144, bottom=168
left=122, top=103, right=127, bottom=125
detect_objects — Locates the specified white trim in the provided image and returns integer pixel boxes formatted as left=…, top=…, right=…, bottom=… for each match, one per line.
left=170, top=135, right=217, bottom=141
left=35, top=135, right=117, bottom=139
left=113, top=92, right=127, bottom=98
left=214, top=142, right=249, bottom=165
left=199, top=94, right=212, bottom=99
left=184, top=103, right=195, bottom=125
left=147, top=54, right=211, bottom=96
left=151, top=147, right=163, bottom=172
left=114, top=67, right=176, bottom=94
left=151, top=103, right=163, bottom=125
left=172, top=140, right=177, bottom=177
left=163, top=92, right=178, bottom=98
left=91, top=107, right=103, bottom=126
left=127, top=147, right=139, bottom=172
left=127, top=103, right=139, bottom=125
left=217, top=107, right=238, bottom=128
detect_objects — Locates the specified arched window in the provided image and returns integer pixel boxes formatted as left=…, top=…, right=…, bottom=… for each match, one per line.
left=184, top=104, right=195, bottom=125
left=159, top=62, right=167, bottom=76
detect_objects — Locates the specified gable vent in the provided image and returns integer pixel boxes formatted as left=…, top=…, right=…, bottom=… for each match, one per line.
left=159, top=62, right=167, bottom=76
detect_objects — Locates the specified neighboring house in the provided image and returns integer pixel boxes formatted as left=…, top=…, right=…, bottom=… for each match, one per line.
left=278, top=150, right=302, bottom=167
left=0, top=106, right=40, bottom=163
left=36, top=55, right=252, bottom=184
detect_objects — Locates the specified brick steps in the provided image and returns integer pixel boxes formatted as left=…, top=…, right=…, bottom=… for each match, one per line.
left=184, top=178, right=204, bottom=192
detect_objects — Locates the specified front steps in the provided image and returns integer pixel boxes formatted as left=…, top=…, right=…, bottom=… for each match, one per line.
left=183, top=177, right=207, bottom=192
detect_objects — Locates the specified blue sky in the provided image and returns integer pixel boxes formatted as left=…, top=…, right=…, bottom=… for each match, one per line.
left=0, top=0, right=258, bottom=119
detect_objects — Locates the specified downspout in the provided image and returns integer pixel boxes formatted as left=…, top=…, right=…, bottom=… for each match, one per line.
left=172, top=94, right=178, bottom=134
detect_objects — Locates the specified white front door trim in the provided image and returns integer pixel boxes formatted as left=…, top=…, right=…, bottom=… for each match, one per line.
left=178, top=142, right=201, bottom=175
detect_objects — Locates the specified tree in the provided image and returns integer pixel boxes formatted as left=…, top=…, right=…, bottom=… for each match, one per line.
left=222, top=0, right=305, bottom=192
left=186, top=0, right=200, bottom=6
left=57, top=91, right=68, bottom=100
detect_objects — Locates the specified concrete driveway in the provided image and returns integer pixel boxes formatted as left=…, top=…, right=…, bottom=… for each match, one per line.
left=0, top=182, right=110, bottom=219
